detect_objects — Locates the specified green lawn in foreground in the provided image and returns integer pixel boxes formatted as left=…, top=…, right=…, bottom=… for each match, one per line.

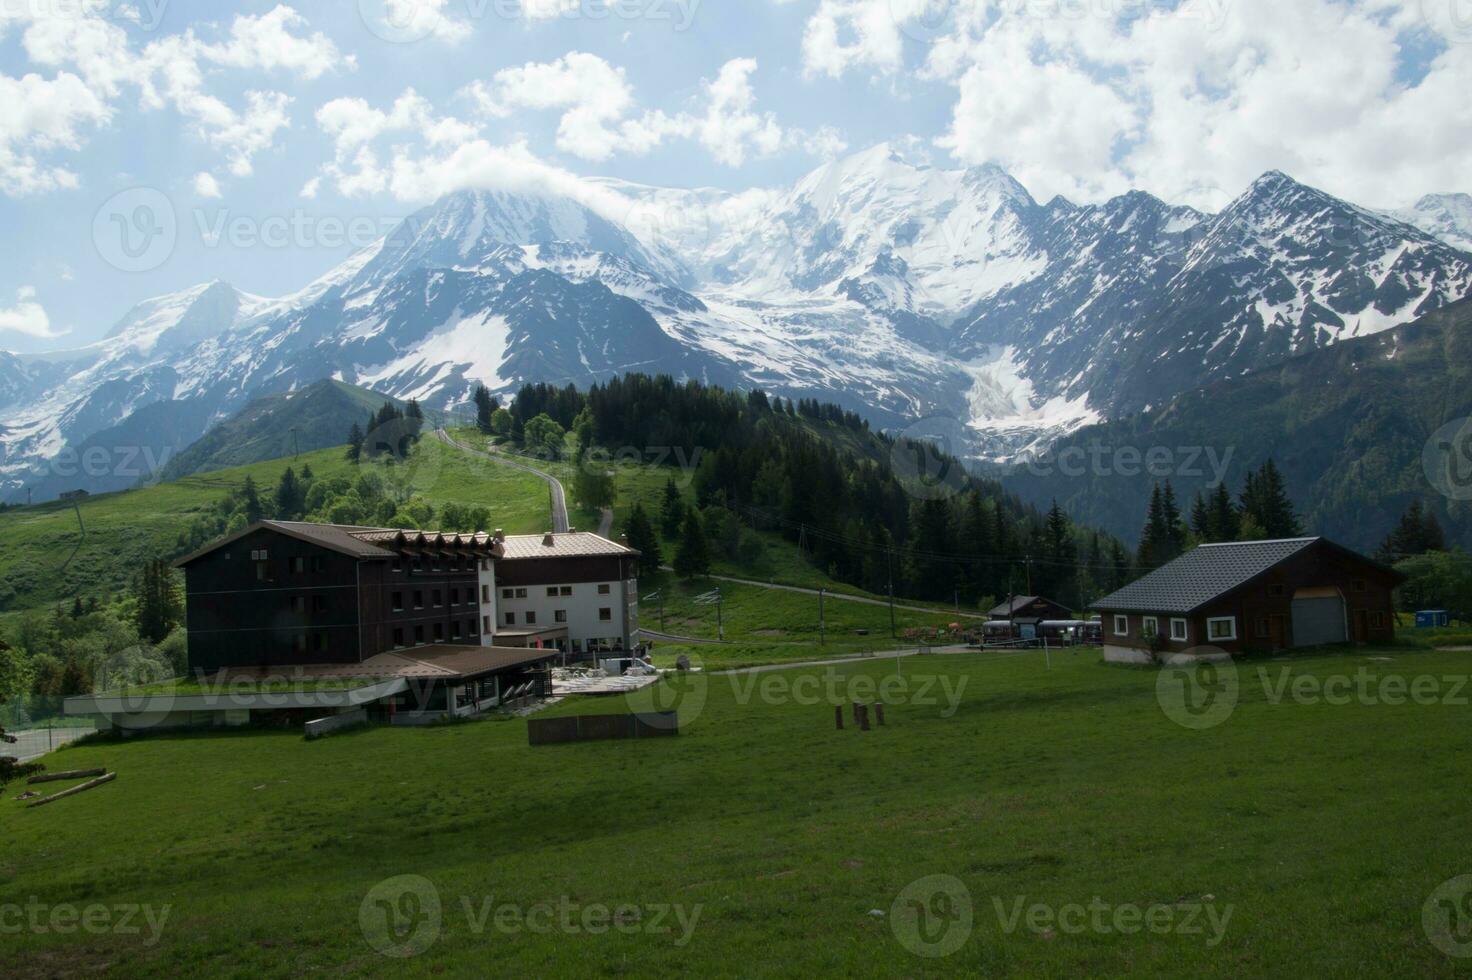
left=3, top=644, right=1470, bottom=976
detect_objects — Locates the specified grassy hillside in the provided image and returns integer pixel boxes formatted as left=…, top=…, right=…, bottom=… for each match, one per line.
left=156, top=380, right=467, bottom=482
left=4, top=645, right=1470, bottom=975
left=1001, top=296, right=1472, bottom=553
left=0, top=437, right=551, bottom=615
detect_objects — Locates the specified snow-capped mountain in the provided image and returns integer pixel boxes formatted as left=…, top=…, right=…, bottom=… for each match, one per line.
left=4, top=146, right=1472, bottom=501
left=1394, top=193, right=1472, bottom=253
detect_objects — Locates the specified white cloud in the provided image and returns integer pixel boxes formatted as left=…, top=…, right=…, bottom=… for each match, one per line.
left=0, top=4, right=351, bottom=194
left=0, top=287, right=60, bottom=338
left=373, top=0, right=473, bottom=43
left=0, top=70, right=110, bottom=195
left=796, top=0, right=1472, bottom=209
left=194, top=172, right=222, bottom=198
left=462, top=53, right=793, bottom=166
left=690, top=58, right=784, bottom=166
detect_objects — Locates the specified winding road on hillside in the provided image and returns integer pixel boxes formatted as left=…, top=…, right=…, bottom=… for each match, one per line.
left=434, top=429, right=569, bottom=533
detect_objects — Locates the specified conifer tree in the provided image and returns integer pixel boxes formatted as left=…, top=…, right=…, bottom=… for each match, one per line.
left=624, top=502, right=663, bottom=576
left=673, top=509, right=710, bottom=579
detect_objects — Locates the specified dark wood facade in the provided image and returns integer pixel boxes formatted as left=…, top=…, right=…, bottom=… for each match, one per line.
left=1100, top=540, right=1398, bottom=657
left=179, top=525, right=498, bottom=673
left=494, top=554, right=637, bottom=588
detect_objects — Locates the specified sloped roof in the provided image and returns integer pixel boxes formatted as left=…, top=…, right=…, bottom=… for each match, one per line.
left=499, top=531, right=638, bottom=560
left=1093, top=538, right=1321, bottom=614
left=987, top=595, right=1069, bottom=617
left=174, top=521, right=504, bottom=567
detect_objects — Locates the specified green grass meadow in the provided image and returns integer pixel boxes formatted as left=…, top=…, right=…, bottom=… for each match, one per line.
left=4, top=644, right=1472, bottom=977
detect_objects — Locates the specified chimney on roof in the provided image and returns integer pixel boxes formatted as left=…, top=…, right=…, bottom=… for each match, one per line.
left=568, top=526, right=576, bottom=533
left=542, top=532, right=554, bottom=547
left=493, top=528, right=505, bottom=541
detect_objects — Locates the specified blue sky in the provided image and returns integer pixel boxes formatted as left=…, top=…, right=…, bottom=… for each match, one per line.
left=1, top=0, right=1469, bottom=352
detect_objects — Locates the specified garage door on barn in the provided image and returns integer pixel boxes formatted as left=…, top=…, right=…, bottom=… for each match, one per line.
left=1291, top=588, right=1348, bottom=647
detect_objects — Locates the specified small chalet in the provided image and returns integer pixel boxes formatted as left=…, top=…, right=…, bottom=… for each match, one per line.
left=988, top=595, right=1073, bottom=624
left=1093, top=537, right=1401, bottom=664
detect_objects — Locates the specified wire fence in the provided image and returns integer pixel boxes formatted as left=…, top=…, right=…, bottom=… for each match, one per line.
left=3, top=726, right=91, bottom=764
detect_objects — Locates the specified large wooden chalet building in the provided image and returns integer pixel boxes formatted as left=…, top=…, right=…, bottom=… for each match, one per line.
left=66, top=521, right=641, bottom=734
left=1093, top=537, right=1400, bottom=663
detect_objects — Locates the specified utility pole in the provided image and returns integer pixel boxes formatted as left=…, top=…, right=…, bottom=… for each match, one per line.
left=819, top=588, right=826, bottom=645
left=886, top=545, right=896, bottom=639
left=716, top=588, right=724, bottom=642
left=1025, top=554, right=1033, bottom=595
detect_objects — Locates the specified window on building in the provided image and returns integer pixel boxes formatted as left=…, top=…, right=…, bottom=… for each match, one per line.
left=483, top=615, right=492, bottom=633
left=482, top=585, right=490, bottom=604
left=433, top=590, right=442, bottom=608
left=598, top=584, right=610, bottom=596
left=392, top=592, right=404, bottom=612
left=312, top=633, right=326, bottom=652
left=526, top=611, right=537, bottom=625
left=1351, top=579, right=1367, bottom=593
left=515, top=588, right=528, bottom=598
left=414, top=559, right=424, bottom=573
left=502, top=588, right=514, bottom=599
left=294, top=634, right=307, bottom=653
left=291, top=556, right=306, bottom=574
left=392, top=627, right=404, bottom=649
left=1170, top=619, right=1189, bottom=642
left=311, top=556, right=327, bottom=573
left=505, top=612, right=516, bottom=626
left=414, top=625, right=425, bottom=645
left=468, top=618, right=479, bottom=636
left=291, top=595, right=307, bottom=614
left=1257, top=618, right=1270, bottom=638
left=1267, top=584, right=1285, bottom=598
left=547, top=586, right=559, bottom=597
left=1207, top=617, right=1237, bottom=642
left=561, top=586, right=573, bottom=597
left=1113, top=615, right=1128, bottom=636
left=450, top=588, right=459, bottom=606
left=392, top=560, right=403, bottom=573
left=311, top=595, right=325, bottom=613
left=599, top=608, right=612, bottom=622
left=413, top=591, right=424, bottom=610
left=1370, top=611, right=1387, bottom=628
left=450, top=621, right=461, bottom=640
left=1142, top=616, right=1159, bottom=637
left=555, top=610, right=567, bottom=624
left=256, top=561, right=268, bottom=582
